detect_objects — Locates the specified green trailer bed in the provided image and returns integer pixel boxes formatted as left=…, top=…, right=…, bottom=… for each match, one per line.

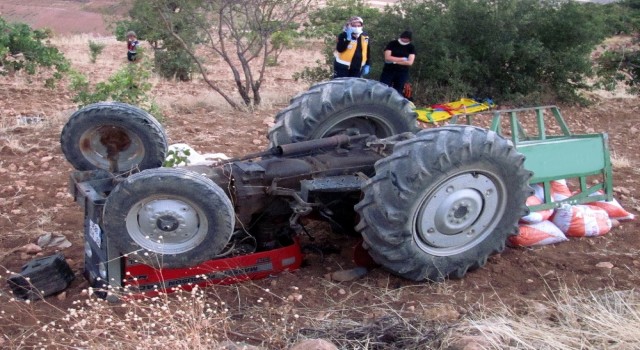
left=450, top=106, right=613, bottom=211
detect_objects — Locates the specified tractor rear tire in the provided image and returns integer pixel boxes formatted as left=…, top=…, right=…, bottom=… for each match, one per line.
left=61, top=102, right=167, bottom=172
left=102, top=168, right=235, bottom=269
left=355, top=126, right=532, bottom=281
left=267, top=78, right=418, bottom=146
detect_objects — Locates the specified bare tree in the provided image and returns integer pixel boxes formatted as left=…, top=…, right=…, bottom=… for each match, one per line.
left=152, top=0, right=314, bottom=109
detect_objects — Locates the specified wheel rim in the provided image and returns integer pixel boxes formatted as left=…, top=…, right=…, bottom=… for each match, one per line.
left=312, top=114, right=396, bottom=139
left=79, top=125, right=145, bottom=171
left=413, top=171, right=506, bottom=257
left=125, top=196, right=209, bottom=255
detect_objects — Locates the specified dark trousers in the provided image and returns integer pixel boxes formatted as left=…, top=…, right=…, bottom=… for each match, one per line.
left=380, top=69, right=409, bottom=95
left=334, top=61, right=362, bottom=78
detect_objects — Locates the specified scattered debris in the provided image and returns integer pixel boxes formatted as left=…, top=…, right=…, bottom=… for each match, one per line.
left=18, top=243, right=43, bottom=254
left=37, top=232, right=72, bottom=249
left=325, top=267, right=368, bottom=282
left=166, top=143, right=230, bottom=166
left=7, top=253, right=75, bottom=300
left=289, top=339, right=338, bottom=350
left=596, top=261, right=614, bottom=269
left=17, top=115, right=44, bottom=125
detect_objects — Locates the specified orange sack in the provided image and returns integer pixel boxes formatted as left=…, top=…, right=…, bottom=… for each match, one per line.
left=520, top=194, right=554, bottom=224
left=532, top=180, right=573, bottom=203
left=586, top=190, right=635, bottom=221
left=551, top=204, right=612, bottom=237
left=509, top=220, right=567, bottom=247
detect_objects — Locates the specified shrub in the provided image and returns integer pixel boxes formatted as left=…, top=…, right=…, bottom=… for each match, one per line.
left=88, top=40, right=106, bottom=63
left=0, top=17, right=69, bottom=87
left=69, top=58, right=163, bottom=119
left=302, top=0, right=630, bottom=104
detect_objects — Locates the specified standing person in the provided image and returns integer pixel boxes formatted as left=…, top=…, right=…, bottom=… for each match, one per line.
left=333, top=16, right=371, bottom=78
left=380, top=31, right=416, bottom=95
left=126, top=31, right=139, bottom=62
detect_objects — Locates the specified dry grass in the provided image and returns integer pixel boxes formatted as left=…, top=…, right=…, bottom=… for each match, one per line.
left=0, top=272, right=452, bottom=349
left=4, top=272, right=639, bottom=349
left=611, top=152, right=632, bottom=169
left=442, top=285, right=640, bottom=349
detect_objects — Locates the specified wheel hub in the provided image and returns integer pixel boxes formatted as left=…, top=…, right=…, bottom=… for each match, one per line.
left=80, top=125, right=145, bottom=171
left=126, top=198, right=207, bottom=254
left=433, top=188, right=483, bottom=235
left=156, top=215, right=180, bottom=232
left=415, top=172, right=503, bottom=256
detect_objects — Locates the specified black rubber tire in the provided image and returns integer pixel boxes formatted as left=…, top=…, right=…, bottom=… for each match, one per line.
left=61, top=102, right=167, bottom=172
left=102, top=168, right=235, bottom=269
left=355, top=126, right=532, bottom=281
left=267, top=78, right=418, bottom=146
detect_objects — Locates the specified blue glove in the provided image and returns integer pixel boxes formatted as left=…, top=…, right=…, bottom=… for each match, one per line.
left=362, top=65, right=370, bottom=76
left=345, top=27, right=353, bottom=40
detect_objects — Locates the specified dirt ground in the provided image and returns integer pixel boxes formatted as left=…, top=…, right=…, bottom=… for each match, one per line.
left=0, top=3, right=639, bottom=348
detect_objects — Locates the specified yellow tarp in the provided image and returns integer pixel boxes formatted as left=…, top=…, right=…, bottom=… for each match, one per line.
left=416, top=98, right=495, bottom=123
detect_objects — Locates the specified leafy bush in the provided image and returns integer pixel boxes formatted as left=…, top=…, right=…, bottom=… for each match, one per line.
left=88, top=40, right=105, bottom=63
left=69, top=59, right=163, bottom=119
left=0, top=17, right=69, bottom=87
left=163, top=148, right=191, bottom=167
left=594, top=48, right=640, bottom=95
left=154, top=49, right=193, bottom=81
left=114, top=2, right=196, bottom=82
left=302, top=0, right=634, bottom=104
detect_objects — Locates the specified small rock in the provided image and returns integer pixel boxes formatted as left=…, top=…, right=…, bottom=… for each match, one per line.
left=630, top=126, right=639, bottom=135
left=327, top=267, right=368, bottom=282
left=37, top=233, right=72, bottom=249
left=289, top=339, right=338, bottom=350
left=8, top=164, right=17, bottom=172
left=527, top=301, right=553, bottom=319
left=447, top=335, right=491, bottom=350
left=596, top=261, right=614, bottom=269
left=422, top=304, right=460, bottom=322
left=338, top=289, right=346, bottom=295
left=19, top=243, right=43, bottom=254
left=57, top=291, right=67, bottom=301
left=77, top=280, right=90, bottom=290
left=219, top=341, right=263, bottom=350
left=40, top=156, right=53, bottom=163
left=37, top=232, right=53, bottom=247
left=613, top=186, right=631, bottom=196
left=287, top=293, right=303, bottom=302
left=611, top=219, right=620, bottom=228
left=252, top=139, right=262, bottom=145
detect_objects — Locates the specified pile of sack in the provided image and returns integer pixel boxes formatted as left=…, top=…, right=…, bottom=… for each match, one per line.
left=509, top=180, right=635, bottom=247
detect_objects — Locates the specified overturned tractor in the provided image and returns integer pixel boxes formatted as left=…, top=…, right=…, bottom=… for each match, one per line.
left=61, top=78, right=612, bottom=295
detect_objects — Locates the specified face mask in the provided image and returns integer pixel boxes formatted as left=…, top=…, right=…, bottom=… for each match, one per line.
left=352, top=27, right=363, bottom=36
left=398, top=38, right=410, bottom=46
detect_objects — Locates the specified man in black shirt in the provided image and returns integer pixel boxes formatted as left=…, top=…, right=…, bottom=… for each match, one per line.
left=380, top=31, right=416, bottom=95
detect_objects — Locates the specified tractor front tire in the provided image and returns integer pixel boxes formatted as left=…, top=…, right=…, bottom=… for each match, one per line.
left=267, top=78, right=418, bottom=146
left=61, top=102, right=167, bottom=172
left=102, top=168, right=235, bottom=269
left=355, top=126, right=532, bottom=281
